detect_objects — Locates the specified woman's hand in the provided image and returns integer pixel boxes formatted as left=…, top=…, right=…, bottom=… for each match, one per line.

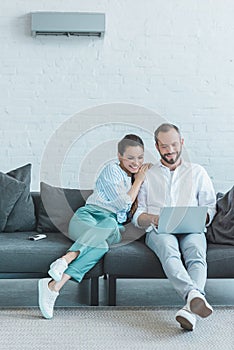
left=133, top=163, right=152, bottom=183
left=145, top=162, right=154, bottom=169
left=128, top=163, right=153, bottom=203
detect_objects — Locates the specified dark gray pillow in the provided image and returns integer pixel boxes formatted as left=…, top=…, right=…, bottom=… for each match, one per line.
left=37, top=182, right=92, bottom=235
left=207, top=186, right=234, bottom=245
left=0, top=172, right=26, bottom=231
left=4, top=164, right=36, bottom=232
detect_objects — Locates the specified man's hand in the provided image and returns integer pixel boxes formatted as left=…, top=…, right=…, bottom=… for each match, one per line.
left=137, top=213, right=159, bottom=229
left=151, top=215, right=159, bottom=227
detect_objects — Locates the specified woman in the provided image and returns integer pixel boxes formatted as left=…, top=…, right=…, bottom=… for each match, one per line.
left=38, top=134, right=150, bottom=319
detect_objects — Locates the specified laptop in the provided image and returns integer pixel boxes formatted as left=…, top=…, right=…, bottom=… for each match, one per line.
left=151, top=206, right=208, bottom=234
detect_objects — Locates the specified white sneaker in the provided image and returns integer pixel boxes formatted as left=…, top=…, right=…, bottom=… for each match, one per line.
left=38, top=278, right=59, bottom=319
left=48, top=257, right=68, bottom=282
left=175, top=306, right=196, bottom=331
left=187, top=289, right=213, bottom=318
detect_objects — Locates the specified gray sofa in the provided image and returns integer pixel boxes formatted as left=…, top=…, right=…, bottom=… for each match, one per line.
left=0, top=192, right=103, bottom=306
left=1, top=187, right=234, bottom=307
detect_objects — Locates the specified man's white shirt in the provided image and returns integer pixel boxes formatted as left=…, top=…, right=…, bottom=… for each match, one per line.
left=132, top=160, right=216, bottom=228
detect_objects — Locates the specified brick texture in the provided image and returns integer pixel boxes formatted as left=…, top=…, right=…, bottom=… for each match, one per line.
left=0, top=1, right=233, bottom=193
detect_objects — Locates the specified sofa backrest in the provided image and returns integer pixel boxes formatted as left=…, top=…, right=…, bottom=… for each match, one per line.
left=31, top=192, right=41, bottom=220
left=31, top=189, right=93, bottom=233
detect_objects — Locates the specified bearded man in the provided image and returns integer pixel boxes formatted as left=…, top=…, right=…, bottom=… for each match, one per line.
left=133, top=123, right=216, bottom=331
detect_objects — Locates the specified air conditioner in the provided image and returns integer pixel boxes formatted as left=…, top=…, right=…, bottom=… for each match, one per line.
left=31, top=12, right=105, bottom=37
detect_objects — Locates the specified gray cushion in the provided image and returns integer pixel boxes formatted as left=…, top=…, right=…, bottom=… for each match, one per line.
left=104, top=240, right=234, bottom=279
left=207, top=243, right=234, bottom=277
left=4, top=164, right=36, bottom=232
left=104, top=240, right=166, bottom=278
left=207, top=186, right=234, bottom=245
left=0, top=172, right=25, bottom=231
left=37, top=182, right=92, bottom=235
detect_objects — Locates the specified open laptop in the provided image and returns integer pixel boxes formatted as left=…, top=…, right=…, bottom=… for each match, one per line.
left=151, top=206, right=208, bottom=234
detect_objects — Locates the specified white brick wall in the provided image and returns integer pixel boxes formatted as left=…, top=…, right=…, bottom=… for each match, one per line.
left=1, top=0, right=234, bottom=193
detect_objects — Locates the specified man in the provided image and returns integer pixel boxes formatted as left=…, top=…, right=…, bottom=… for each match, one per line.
left=132, top=123, right=216, bottom=331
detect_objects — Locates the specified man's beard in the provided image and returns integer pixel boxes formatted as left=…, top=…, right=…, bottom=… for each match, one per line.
left=160, top=149, right=182, bottom=165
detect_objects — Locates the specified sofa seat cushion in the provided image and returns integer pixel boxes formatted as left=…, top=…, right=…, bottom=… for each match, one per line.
left=0, top=232, right=103, bottom=278
left=206, top=243, right=234, bottom=278
left=104, top=240, right=166, bottom=278
left=104, top=240, right=234, bottom=279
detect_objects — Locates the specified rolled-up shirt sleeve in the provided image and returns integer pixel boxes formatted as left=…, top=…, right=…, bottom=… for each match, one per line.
left=132, top=179, right=148, bottom=227
left=197, top=167, right=217, bottom=226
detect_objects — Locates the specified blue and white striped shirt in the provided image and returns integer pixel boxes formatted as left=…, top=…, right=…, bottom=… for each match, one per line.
left=86, top=161, right=132, bottom=223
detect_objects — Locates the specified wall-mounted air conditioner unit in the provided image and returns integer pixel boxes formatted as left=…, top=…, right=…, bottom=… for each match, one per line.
left=31, top=12, right=105, bottom=37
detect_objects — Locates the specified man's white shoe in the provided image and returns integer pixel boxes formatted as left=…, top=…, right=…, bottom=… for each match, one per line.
left=187, top=289, right=213, bottom=318
left=175, top=306, right=196, bottom=331
left=176, top=305, right=197, bottom=331
left=48, top=258, right=68, bottom=282
left=38, top=278, right=59, bottom=319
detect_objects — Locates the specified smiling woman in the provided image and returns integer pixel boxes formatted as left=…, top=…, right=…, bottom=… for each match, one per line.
left=118, top=147, right=144, bottom=175
left=118, top=134, right=145, bottom=175
left=38, top=133, right=151, bottom=319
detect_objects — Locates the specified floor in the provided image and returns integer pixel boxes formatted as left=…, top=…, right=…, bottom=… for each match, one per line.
left=1, top=277, right=234, bottom=308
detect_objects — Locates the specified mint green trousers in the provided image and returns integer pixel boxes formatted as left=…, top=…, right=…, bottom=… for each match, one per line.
left=65, top=205, right=122, bottom=282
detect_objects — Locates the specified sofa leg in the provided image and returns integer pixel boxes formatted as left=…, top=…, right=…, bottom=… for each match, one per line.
left=90, top=277, right=99, bottom=306
left=108, top=275, right=116, bottom=306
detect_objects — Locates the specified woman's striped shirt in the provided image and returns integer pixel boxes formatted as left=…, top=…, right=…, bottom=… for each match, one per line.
left=86, top=161, right=132, bottom=223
